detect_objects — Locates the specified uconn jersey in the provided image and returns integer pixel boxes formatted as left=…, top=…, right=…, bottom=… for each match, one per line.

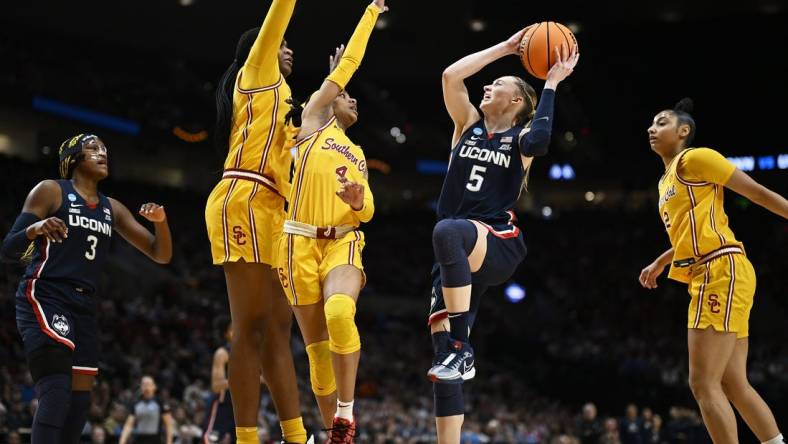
left=16, top=180, right=113, bottom=370
left=23, top=180, right=113, bottom=292
left=437, top=121, right=528, bottom=227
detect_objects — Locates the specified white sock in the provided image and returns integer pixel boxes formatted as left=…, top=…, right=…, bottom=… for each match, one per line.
left=762, top=434, right=784, bottom=444
left=335, top=399, right=354, bottom=421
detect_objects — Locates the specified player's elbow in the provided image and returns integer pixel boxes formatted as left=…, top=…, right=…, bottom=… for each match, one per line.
left=442, top=68, right=460, bottom=85
left=522, top=130, right=551, bottom=157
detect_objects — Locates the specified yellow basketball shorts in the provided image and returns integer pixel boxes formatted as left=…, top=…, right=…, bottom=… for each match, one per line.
left=687, top=253, right=755, bottom=338
left=205, top=177, right=285, bottom=266
left=277, top=230, right=365, bottom=306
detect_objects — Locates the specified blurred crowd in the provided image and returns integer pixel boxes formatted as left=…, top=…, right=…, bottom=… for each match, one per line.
left=1, top=154, right=786, bottom=443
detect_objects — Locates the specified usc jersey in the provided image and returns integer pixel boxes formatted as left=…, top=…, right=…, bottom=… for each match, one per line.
left=287, top=117, right=374, bottom=227
left=221, top=0, right=297, bottom=198
left=658, top=147, right=742, bottom=283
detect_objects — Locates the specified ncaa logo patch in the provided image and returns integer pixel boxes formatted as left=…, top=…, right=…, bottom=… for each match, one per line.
left=52, top=314, right=70, bottom=336
left=473, top=127, right=483, bottom=136
left=68, top=193, right=77, bottom=202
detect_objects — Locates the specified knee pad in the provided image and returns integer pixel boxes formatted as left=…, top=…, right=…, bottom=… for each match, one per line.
left=306, top=340, right=336, bottom=396
left=34, top=373, right=72, bottom=427
left=434, top=383, right=464, bottom=417
left=324, top=294, right=360, bottom=355
left=432, top=219, right=476, bottom=287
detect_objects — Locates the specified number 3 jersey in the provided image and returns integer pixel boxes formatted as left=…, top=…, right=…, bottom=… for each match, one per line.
left=286, top=116, right=374, bottom=227
left=23, top=180, right=113, bottom=293
left=437, top=120, right=528, bottom=226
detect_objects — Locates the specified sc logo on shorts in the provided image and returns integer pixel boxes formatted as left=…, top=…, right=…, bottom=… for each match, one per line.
left=707, top=294, right=721, bottom=314
left=232, top=226, right=247, bottom=245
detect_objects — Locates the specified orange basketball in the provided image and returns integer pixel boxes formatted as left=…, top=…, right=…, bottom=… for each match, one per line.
left=519, top=22, right=578, bottom=80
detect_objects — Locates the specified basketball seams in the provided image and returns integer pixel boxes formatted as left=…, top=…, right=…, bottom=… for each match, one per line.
left=524, top=22, right=542, bottom=79
left=554, top=23, right=573, bottom=55
left=546, top=22, right=552, bottom=78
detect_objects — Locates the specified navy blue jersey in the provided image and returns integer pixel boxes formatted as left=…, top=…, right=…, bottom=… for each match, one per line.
left=437, top=121, right=526, bottom=226
left=23, top=180, right=113, bottom=292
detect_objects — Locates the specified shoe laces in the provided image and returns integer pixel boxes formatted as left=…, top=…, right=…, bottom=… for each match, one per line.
left=324, top=420, right=356, bottom=443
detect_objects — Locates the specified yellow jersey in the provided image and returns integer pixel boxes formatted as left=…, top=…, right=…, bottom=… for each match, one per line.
left=222, top=0, right=296, bottom=199
left=658, top=147, right=742, bottom=283
left=287, top=117, right=374, bottom=227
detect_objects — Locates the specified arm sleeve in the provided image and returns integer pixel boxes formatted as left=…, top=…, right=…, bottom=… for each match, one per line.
left=242, top=0, right=297, bottom=88
left=1, top=212, right=39, bottom=263
left=678, top=148, right=737, bottom=185
left=354, top=180, right=375, bottom=223
left=325, top=4, right=382, bottom=90
left=518, top=88, right=555, bottom=157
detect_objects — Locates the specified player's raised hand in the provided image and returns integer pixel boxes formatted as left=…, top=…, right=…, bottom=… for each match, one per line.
left=139, top=203, right=167, bottom=223
left=545, top=43, right=579, bottom=86
left=372, top=0, right=388, bottom=13
left=27, top=217, right=68, bottom=243
left=329, top=44, right=345, bottom=73
left=638, top=260, right=665, bottom=290
left=336, top=176, right=365, bottom=211
left=504, top=25, right=535, bottom=55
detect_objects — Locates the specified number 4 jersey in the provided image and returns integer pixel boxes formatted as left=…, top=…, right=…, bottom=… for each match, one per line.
left=23, top=180, right=113, bottom=293
left=437, top=120, right=530, bottom=226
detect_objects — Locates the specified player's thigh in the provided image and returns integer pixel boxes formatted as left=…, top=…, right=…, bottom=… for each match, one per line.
left=320, top=231, right=365, bottom=301
left=687, top=327, right=737, bottom=383
left=466, top=221, right=489, bottom=273
left=223, top=261, right=273, bottom=325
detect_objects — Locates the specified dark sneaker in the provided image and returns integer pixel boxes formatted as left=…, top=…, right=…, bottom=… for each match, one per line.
left=325, top=417, right=356, bottom=444
left=427, top=339, right=475, bottom=384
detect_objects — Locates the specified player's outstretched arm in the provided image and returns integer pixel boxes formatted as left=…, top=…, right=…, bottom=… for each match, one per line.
left=1, top=180, right=66, bottom=261
left=442, top=27, right=531, bottom=142
left=241, top=0, right=297, bottom=89
left=109, top=198, right=172, bottom=264
left=299, top=1, right=386, bottom=137
left=725, top=170, right=788, bottom=219
left=519, top=44, right=579, bottom=157
left=639, top=248, right=673, bottom=289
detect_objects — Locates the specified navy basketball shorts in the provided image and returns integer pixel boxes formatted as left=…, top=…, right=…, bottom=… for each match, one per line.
left=204, top=392, right=236, bottom=442
left=427, top=228, right=526, bottom=328
left=16, top=279, right=99, bottom=376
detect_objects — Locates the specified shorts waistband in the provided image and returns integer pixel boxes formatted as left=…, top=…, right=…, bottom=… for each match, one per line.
left=283, top=220, right=355, bottom=239
left=674, top=245, right=744, bottom=268
left=222, top=169, right=281, bottom=197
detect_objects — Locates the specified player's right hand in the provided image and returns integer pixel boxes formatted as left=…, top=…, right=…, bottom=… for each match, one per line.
left=505, top=25, right=535, bottom=55
left=638, top=261, right=665, bottom=290
left=27, top=217, right=68, bottom=243
left=372, top=0, right=388, bottom=13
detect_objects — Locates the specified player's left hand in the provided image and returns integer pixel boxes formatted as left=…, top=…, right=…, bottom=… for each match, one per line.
left=638, top=260, right=665, bottom=290
left=139, top=203, right=167, bottom=223
left=545, top=43, right=579, bottom=87
left=329, top=44, right=346, bottom=74
left=336, top=176, right=365, bottom=211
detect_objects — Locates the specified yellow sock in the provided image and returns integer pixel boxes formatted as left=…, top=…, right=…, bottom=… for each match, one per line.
left=281, top=417, right=308, bottom=444
left=236, top=426, right=259, bottom=444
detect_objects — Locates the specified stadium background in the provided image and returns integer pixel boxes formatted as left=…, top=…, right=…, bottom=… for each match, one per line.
left=1, top=0, right=786, bottom=442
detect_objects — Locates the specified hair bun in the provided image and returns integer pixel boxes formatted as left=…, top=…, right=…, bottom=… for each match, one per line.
left=674, top=97, right=694, bottom=113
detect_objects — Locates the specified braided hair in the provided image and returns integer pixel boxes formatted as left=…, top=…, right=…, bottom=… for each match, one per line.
left=215, top=28, right=261, bottom=154
left=58, top=133, right=97, bottom=179
left=671, top=97, right=696, bottom=148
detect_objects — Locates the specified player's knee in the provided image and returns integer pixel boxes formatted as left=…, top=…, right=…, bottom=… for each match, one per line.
left=432, top=219, right=476, bottom=264
left=688, top=373, right=719, bottom=400
left=720, top=374, right=750, bottom=400
left=34, top=373, right=72, bottom=427
left=324, top=294, right=360, bottom=354
left=306, top=340, right=336, bottom=396
left=434, top=383, right=464, bottom=417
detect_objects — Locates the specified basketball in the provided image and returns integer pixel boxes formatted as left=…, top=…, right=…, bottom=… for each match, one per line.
left=519, top=21, right=578, bottom=80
